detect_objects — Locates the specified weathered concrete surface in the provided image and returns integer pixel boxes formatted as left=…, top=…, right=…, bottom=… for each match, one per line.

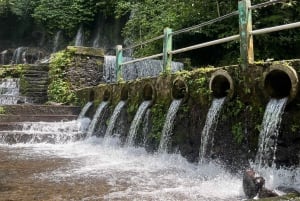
left=76, top=59, right=300, bottom=170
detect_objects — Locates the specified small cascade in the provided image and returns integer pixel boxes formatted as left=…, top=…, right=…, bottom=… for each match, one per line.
left=199, top=97, right=226, bottom=164
left=142, top=109, right=151, bottom=146
left=12, top=47, right=27, bottom=64
left=0, top=50, right=6, bottom=65
left=77, top=101, right=93, bottom=119
left=53, top=30, right=62, bottom=52
left=255, top=97, right=288, bottom=167
left=103, top=56, right=183, bottom=83
left=0, top=78, right=22, bottom=105
left=158, top=99, right=182, bottom=153
left=0, top=118, right=91, bottom=144
left=126, top=100, right=151, bottom=147
left=86, top=101, right=109, bottom=138
left=75, top=25, right=84, bottom=46
left=104, top=100, right=126, bottom=138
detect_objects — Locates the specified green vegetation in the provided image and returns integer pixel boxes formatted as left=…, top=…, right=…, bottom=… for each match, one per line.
left=0, top=106, right=5, bottom=114
left=48, top=50, right=78, bottom=104
left=1, top=0, right=299, bottom=66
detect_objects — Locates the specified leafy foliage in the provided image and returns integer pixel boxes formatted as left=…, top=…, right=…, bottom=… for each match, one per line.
left=48, top=50, right=78, bottom=104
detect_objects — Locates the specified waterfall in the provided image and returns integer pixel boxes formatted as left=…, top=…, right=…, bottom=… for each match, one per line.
left=53, top=30, right=62, bottom=52
left=12, top=47, right=27, bottom=64
left=86, top=101, right=109, bottom=138
left=158, top=99, right=182, bottom=153
left=1, top=50, right=6, bottom=65
left=75, top=25, right=84, bottom=46
left=104, top=100, right=126, bottom=138
left=103, top=56, right=183, bottom=83
left=126, top=100, right=151, bottom=147
left=199, top=97, right=226, bottom=164
left=255, top=97, right=288, bottom=168
left=0, top=78, right=22, bottom=105
left=0, top=118, right=91, bottom=144
left=77, top=101, right=93, bottom=119
left=142, top=109, right=151, bottom=146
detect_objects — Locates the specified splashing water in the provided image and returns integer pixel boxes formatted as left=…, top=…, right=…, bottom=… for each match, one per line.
left=255, top=97, right=288, bottom=168
left=86, top=101, right=109, bottom=138
left=104, top=101, right=126, bottom=138
left=199, top=97, right=226, bottom=164
left=126, top=100, right=152, bottom=147
left=0, top=137, right=245, bottom=200
left=0, top=118, right=91, bottom=144
left=158, top=99, right=182, bottom=153
left=77, top=101, right=93, bottom=119
left=0, top=78, right=25, bottom=105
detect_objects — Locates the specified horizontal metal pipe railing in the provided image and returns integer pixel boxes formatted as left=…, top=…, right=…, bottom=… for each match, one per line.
left=121, top=53, right=164, bottom=66
left=251, top=21, right=300, bottom=35
left=171, top=11, right=239, bottom=36
left=123, top=35, right=164, bottom=51
left=249, top=0, right=288, bottom=10
left=170, top=34, right=240, bottom=55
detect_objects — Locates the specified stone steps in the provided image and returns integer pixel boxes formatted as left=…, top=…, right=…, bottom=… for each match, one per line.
left=2, top=105, right=81, bottom=115
left=0, top=114, right=78, bottom=122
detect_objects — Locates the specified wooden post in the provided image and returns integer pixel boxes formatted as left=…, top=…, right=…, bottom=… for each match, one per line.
left=163, top=27, right=173, bottom=73
left=239, top=0, right=254, bottom=70
left=116, top=45, right=123, bottom=81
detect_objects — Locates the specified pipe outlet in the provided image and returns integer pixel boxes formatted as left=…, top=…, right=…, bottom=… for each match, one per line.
left=263, top=64, right=298, bottom=101
left=143, top=84, right=156, bottom=101
left=121, top=86, right=129, bottom=101
left=103, top=89, right=111, bottom=102
left=209, top=69, right=234, bottom=98
left=172, top=79, right=188, bottom=100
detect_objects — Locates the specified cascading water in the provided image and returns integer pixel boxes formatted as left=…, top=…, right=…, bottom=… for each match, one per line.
left=0, top=78, right=23, bottom=105
left=86, top=101, right=109, bottom=138
left=75, top=25, right=84, bottom=46
left=199, top=97, right=226, bottom=164
left=1, top=50, right=6, bottom=65
left=141, top=109, right=151, bottom=146
left=158, top=99, right=182, bottom=153
left=255, top=97, right=288, bottom=168
left=125, top=100, right=151, bottom=147
left=104, top=100, right=126, bottom=138
left=103, top=56, right=183, bottom=83
left=0, top=118, right=91, bottom=144
left=53, top=30, right=62, bottom=52
left=77, top=101, right=93, bottom=119
left=12, top=47, right=27, bottom=64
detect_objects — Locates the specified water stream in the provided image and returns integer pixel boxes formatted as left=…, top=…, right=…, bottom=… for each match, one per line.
left=0, top=78, right=23, bottom=105
left=126, top=100, right=151, bottom=147
left=77, top=101, right=93, bottom=119
left=104, top=100, right=126, bottom=138
left=86, top=101, right=109, bottom=138
left=53, top=30, right=62, bottom=52
left=158, top=99, right=182, bottom=153
left=199, top=97, right=226, bottom=164
left=75, top=25, right=84, bottom=46
left=255, top=97, right=288, bottom=168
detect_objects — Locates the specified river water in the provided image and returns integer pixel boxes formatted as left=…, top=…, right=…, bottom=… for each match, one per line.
left=0, top=137, right=245, bottom=201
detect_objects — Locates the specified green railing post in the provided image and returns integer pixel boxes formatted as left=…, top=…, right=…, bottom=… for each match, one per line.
left=163, top=27, right=173, bottom=73
left=239, top=0, right=254, bottom=70
left=116, top=45, right=123, bottom=81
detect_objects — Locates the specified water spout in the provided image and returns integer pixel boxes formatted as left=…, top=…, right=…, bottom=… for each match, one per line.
left=199, top=97, right=226, bottom=164
left=126, top=100, right=152, bottom=147
left=158, top=99, right=182, bottom=153
left=86, top=101, right=109, bottom=138
left=104, top=100, right=126, bottom=138
left=255, top=97, right=288, bottom=168
left=77, top=101, right=93, bottom=119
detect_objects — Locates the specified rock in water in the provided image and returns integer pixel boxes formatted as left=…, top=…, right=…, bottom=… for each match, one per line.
left=243, top=169, right=278, bottom=199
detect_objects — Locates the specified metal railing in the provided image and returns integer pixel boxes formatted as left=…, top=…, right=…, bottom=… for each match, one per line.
left=115, top=0, right=300, bottom=81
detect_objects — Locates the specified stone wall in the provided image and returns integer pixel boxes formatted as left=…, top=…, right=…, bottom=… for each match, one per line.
left=76, top=60, right=300, bottom=170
